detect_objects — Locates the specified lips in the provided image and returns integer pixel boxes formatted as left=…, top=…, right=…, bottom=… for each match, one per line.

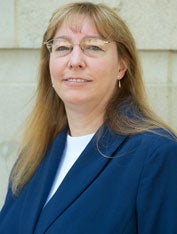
left=66, top=78, right=88, bottom=83
left=63, top=77, right=92, bottom=83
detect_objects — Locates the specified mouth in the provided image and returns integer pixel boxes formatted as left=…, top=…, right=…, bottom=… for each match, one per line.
left=63, top=77, right=92, bottom=83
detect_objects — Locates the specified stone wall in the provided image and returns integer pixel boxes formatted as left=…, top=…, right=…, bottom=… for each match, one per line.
left=0, top=0, right=177, bottom=208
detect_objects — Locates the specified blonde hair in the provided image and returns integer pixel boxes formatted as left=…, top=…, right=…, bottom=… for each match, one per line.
left=10, top=2, right=176, bottom=195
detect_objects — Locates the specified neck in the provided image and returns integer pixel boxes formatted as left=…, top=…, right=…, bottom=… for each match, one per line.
left=65, top=103, right=105, bottom=137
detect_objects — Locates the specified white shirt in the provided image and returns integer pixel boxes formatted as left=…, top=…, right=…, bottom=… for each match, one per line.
left=45, top=133, right=94, bottom=205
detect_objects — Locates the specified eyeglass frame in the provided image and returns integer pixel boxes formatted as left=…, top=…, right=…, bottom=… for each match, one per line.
left=43, top=36, right=112, bottom=57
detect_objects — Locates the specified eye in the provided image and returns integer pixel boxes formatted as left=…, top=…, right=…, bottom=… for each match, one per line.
left=52, top=43, right=72, bottom=56
left=85, top=45, right=104, bottom=51
left=54, top=45, right=71, bottom=52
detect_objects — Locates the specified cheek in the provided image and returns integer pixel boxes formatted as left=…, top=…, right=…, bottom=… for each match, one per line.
left=49, top=58, right=55, bottom=78
left=96, top=59, right=118, bottom=83
left=100, top=51, right=119, bottom=74
left=49, top=58, right=62, bottom=81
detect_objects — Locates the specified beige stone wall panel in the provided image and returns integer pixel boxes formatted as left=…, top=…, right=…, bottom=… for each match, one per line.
left=0, top=49, right=39, bottom=83
left=0, top=0, right=16, bottom=47
left=117, top=0, right=177, bottom=50
left=140, top=51, right=169, bottom=84
left=146, top=85, right=171, bottom=123
left=0, top=84, right=35, bottom=141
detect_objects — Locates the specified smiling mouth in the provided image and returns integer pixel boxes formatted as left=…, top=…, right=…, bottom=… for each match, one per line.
left=65, top=78, right=91, bottom=83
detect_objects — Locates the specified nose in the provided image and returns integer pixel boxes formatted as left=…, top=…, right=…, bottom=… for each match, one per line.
left=68, top=46, right=86, bottom=69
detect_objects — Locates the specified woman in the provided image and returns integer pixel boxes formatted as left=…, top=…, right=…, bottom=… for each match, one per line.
left=0, top=2, right=177, bottom=234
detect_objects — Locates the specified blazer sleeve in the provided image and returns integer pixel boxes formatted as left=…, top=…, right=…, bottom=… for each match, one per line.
left=136, top=140, right=177, bottom=234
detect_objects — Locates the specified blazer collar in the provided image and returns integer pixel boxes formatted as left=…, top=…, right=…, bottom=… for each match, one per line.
left=34, top=125, right=128, bottom=233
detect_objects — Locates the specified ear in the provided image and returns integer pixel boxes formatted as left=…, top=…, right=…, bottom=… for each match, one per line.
left=117, top=60, right=127, bottom=80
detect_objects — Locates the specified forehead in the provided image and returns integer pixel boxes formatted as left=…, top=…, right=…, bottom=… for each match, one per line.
left=54, top=15, right=101, bottom=37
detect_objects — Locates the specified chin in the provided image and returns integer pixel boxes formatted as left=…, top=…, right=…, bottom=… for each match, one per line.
left=63, top=97, right=89, bottom=106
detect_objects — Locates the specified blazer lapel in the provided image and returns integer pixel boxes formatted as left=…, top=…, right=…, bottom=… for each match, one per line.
left=20, top=129, right=67, bottom=234
left=35, top=126, right=128, bottom=234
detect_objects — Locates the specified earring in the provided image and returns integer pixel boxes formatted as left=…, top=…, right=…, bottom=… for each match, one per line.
left=117, top=75, right=121, bottom=88
left=118, top=80, right=121, bottom=88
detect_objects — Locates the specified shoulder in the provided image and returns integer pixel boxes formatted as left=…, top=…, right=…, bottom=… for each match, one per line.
left=114, top=129, right=177, bottom=164
left=135, top=131, right=177, bottom=233
left=126, top=130, right=177, bottom=173
left=102, top=125, right=177, bottom=159
left=128, top=129, right=177, bottom=150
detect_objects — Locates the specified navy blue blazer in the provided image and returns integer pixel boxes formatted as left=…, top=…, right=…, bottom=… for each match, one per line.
left=0, top=127, right=177, bottom=234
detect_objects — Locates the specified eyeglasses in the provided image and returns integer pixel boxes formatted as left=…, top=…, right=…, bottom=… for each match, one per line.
left=44, top=36, right=111, bottom=57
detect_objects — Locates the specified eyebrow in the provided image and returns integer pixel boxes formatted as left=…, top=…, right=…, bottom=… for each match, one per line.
left=53, top=35, right=106, bottom=41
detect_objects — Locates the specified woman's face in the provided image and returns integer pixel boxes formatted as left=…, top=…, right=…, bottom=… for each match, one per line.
left=49, top=16, right=125, bottom=111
